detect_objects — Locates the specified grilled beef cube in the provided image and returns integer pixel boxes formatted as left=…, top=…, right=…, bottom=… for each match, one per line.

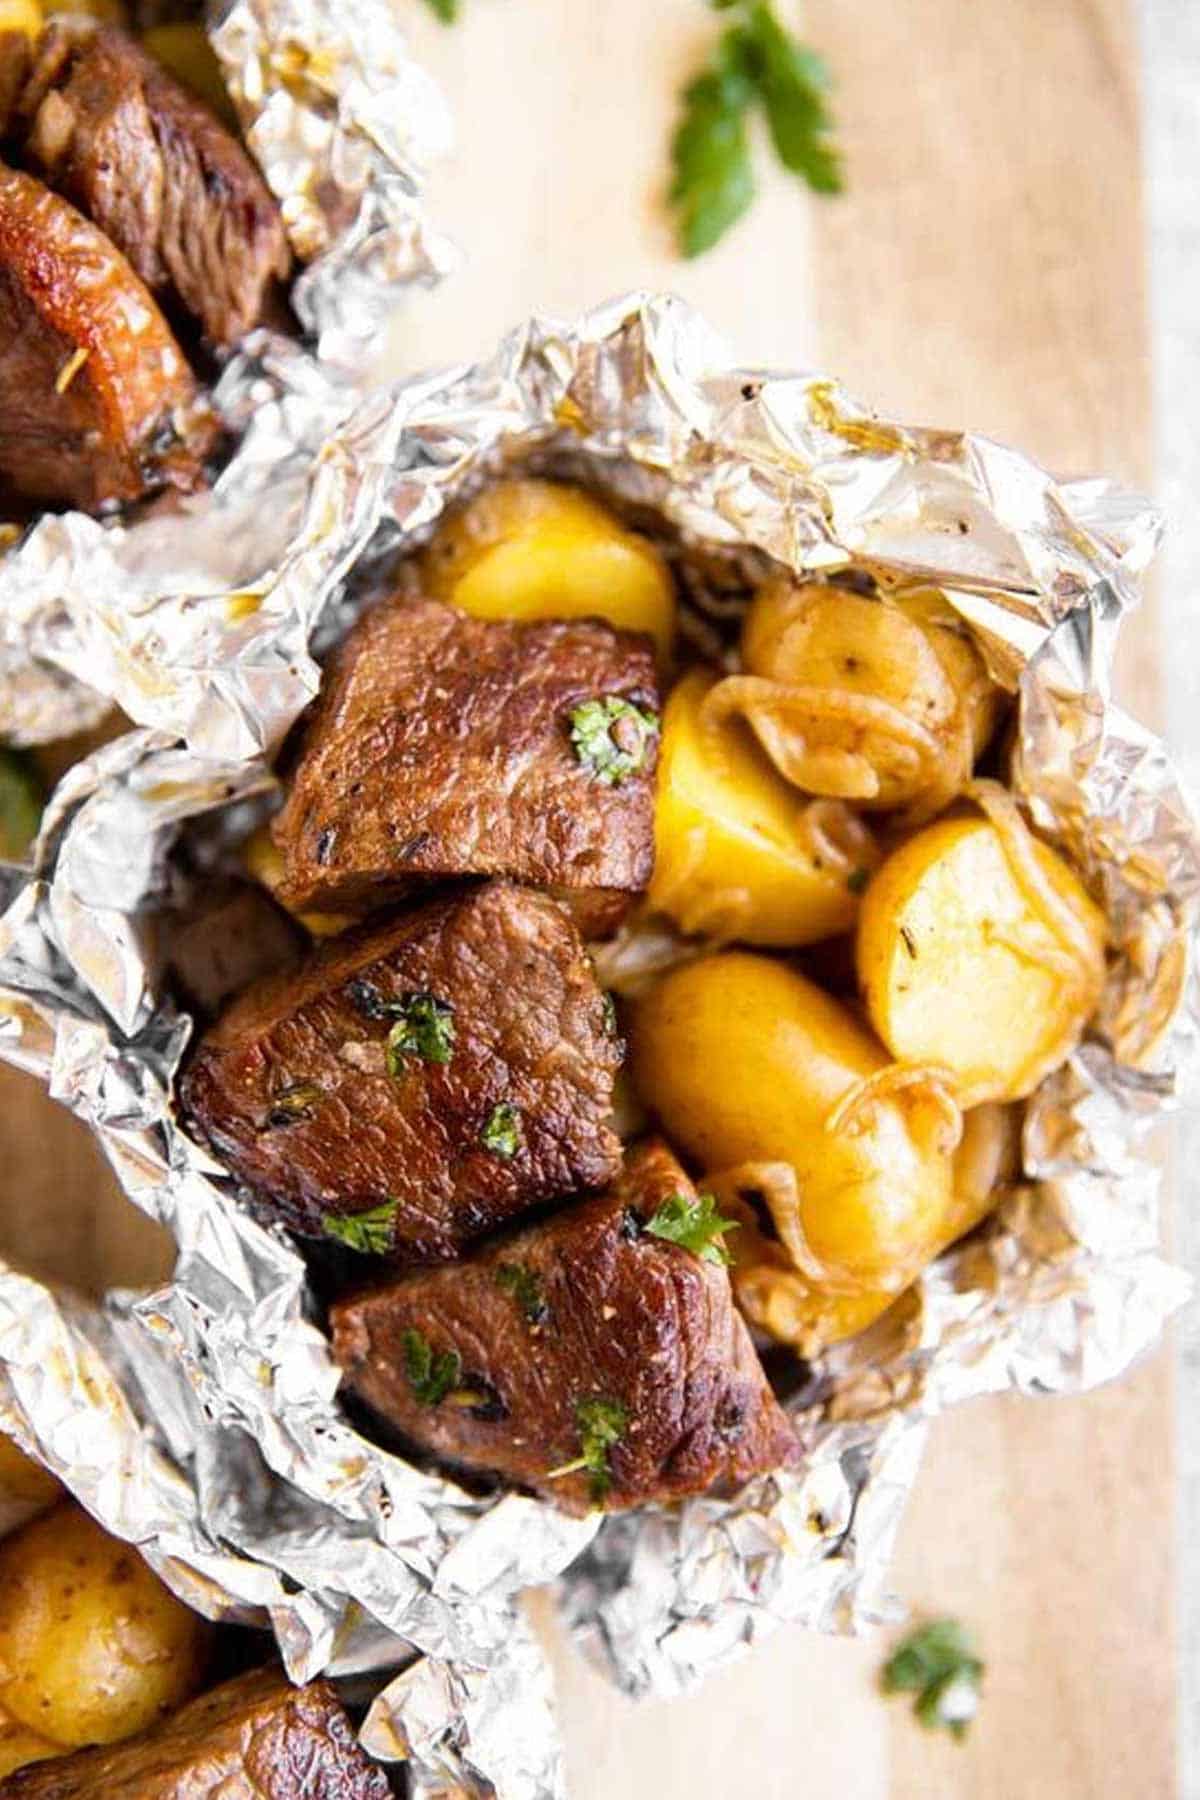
left=330, top=1140, right=799, bottom=1513
left=271, top=598, right=660, bottom=935
left=2, top=22, right=290, bottom=346
left=0, top=1666, right=391, bottom=1798
left=179, top=880, right=622, bottom=1262
left=0, top=162, right=215, bottom=512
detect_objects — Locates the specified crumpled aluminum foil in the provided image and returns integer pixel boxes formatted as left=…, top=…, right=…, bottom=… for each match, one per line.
left=0, top=293, right=1194, bottom=1797
left=0, top=0, right=456, bottom=749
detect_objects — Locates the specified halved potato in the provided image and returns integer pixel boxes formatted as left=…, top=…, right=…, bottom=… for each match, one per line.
left=0, top=0, right=41, bottom=38
left=857, top=797, right=1107, bottom=1103
left=0, top=1502, right=209, bottom=1747
left=648, top=669, right=879, bottom=947
left=709, top=578, right=999, bottom=816
left=420, top=478, right=676, bottom=663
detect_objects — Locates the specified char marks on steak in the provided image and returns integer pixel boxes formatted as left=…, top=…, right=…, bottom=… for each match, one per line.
left=0, top=161, right=215, bottom=510
left=0, top=1665, right=391, bottom=1798
left=2, top=22, right=290, bottom=346
left=270, top=598, right=659, bottom=934
left=330, top=1140, right=799, bottom=1513
left=178, top=880, right=623, bottom=1262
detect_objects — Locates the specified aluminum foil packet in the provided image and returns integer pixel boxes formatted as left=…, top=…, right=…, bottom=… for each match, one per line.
left=0, top=0, right=456, bottom=749
left=0, top=292, right=1195, bottom=1798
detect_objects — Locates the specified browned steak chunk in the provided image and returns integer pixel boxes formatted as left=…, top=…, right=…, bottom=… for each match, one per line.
left=0, top=162, right=215, bottom=511
left=3, top=22, right=289, bottom=345
left=271, top=598, right=660, bottom=935
left=0, top=1666, right=391, bottom=1798
left=178, top=881, right=623, bottom=1262
left=330, top=1141, right=799, bottom=1513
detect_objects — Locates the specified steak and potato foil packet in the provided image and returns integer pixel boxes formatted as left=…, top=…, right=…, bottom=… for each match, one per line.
left=0, top=293, right=1194, bottom=1798
left=0, top=0, right=455, bottom=748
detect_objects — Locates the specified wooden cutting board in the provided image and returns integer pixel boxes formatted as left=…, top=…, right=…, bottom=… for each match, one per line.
left=0, top=0, right=1172, bottom=1794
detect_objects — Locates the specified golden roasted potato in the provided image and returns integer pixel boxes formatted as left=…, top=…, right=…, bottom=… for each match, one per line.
left=44, top=0, right=125, bottom=21
left=719, top=1099, right=1021, bottom=1354
left=0, top=1709, right=58, bottom=1780
left=241, top=823, right=354, bottom=938
left=0, top=1502, right=210, bottom=1747
left=705, top=578, right=999, bottom=817
left=648, top=669, right=879, bottom=947
left=0, top=0, right=41, bottom=39
left=420, top=478, right=676, bottom=663
left=0, top=1437, right=58, bottom=1511
left=142, top=24, right=238, bottom=127
left=628, top=950, right=959, bottom=1294
left=857, top=785, right=1107, bottom=1104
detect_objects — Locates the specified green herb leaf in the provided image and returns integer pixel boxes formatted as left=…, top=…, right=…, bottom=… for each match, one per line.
left=384, top=992, right=455, bottom=1076
left=481, top=1101, right=523, bottom=1159
left=546, top=1395, right=628, bottom=1502
left=741, top=3, right=842, bottom=193
left=645, top=1191, right=740, bottom=1265
left=668, top=0, right=842, bottom=257
left=322, top=1198, right=397, bottom=1256
left=402, top=1327, right=463, bottom=1406
left=422, top=0, right=458, bottom=21
left=881, top=1618, right=984, bottom=1740
left=568, top=696, right=659, bottom=787
left=0, top=749, right=44, bottom=861
left=495, top=1262, right=549, bottom=1325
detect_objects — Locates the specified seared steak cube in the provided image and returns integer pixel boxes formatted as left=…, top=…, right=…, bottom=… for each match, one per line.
left=271, top=598, right=659, bottom=934
left=178, top=881, right=622, bottom=1262
left=0, top=163, right=214, bottom=511
left=2, top=22, right=290, bottom=346
left=330, top=1141, right=798, bottom=1513
left=0, top=1666, right=390, bottom=1797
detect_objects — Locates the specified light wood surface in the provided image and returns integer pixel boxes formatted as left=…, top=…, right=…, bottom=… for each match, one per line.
left=0, top=0, right=1172, bottom=1794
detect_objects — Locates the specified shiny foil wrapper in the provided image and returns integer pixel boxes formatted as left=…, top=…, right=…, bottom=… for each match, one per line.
left=0, top=0, right=456, bottom=749
left=0, top=293, right=1194, bottom=1796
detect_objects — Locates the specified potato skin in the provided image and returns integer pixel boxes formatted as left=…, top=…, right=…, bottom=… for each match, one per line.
left=857, top=813, right=1107, bottom=1104
left=648, top=669, right=878, bottom=948
left=0, top=1502, right=209, bottom=1747
left=420, top=478, right=676, bottom=662
left=0, top=1439, right=58, bottom=1511
left=735, top=579, right=999, bottom=812
left=628, top=950, right=955, bottom=1290
left=0, top=1710, right=59, bottom=1780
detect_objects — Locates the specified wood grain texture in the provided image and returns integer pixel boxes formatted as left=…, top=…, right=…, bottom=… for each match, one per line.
left=0, top=0, right=1171, bottom=1793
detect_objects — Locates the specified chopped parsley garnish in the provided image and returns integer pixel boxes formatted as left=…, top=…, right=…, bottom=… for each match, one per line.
left=495, top=1262, right=549, bottom=1325
left=422, top=0, right=458, bottom=20
left=601, top=991, right=619, bottom=1036
left=568, top=696, right=659, bottom=787
left=402, top=1328, right=462, bottom=1407
left=880, top=1618, right=984, bottom=1740
left=547, top=1396, right=628, bottom=1502
left=670, top=0, right=842, bottom=258
left=384, top=992, right=455, bottom=1076
left=846, top=866, right=871, bottom=895
left=267, top=1082, right=324, bottom=1126
left=645, top=1191, right=739, bottom=1266
left=0, top=748, right=44, bottom=861
left=481, top=1101, right=523, bottom=1159
left=322, top=1198, right=397, bottom=1256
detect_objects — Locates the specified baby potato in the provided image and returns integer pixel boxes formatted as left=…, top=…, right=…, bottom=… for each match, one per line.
left=720, top=1099, right=1021, bottom=1354
left=857, top=793, right=1107, bottom=1104
left=0, top=1502, right=210, bottom=1747
left=0, top=1437, right=58, bottom=1512
left=629, top=950, right=958, bottom=1293
left=648, top=669, right=880, bottom=947
left=142, top=24, right=238, bottom=127
left=0, top=0, right=41, bottom=39
left=711, top=578, right=999, bottom=815
left=420, top=478, right=676, bottom=663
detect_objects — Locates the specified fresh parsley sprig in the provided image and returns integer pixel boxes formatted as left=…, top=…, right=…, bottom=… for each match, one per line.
left=422, top=0, right=459, bottom=22
left=547, top=1396, right=628, bottom=1502
left=645, top=1191, right=740, bottom=1265
left=880, top=1618, right=984, bottom=1739
left=322, top=1198, right=398, bottom=1256
left=402, top=1328, right=463, bottom=1407
left=670, top=0, right=843, bottom=257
